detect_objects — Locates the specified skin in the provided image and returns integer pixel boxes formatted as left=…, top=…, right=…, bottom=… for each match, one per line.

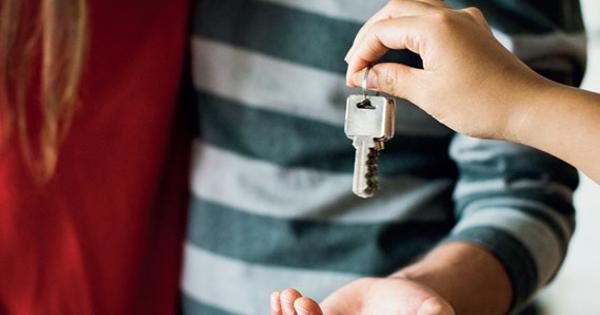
left=270, top=0, right=600, bottom=313
left=271, top=242, right=512, bottom=315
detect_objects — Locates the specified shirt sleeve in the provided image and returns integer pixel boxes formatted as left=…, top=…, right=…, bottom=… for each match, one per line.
left=446, top=136, right=578, bottom=313
left=446, top=0, right=587, bottom=86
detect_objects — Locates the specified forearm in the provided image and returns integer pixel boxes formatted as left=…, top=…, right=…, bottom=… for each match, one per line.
left=512, top=81, right=600, bottom=184
left=391, top=242, right=512, bottom=315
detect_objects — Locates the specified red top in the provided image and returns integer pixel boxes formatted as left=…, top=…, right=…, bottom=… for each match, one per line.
left=0, top=1, right=190, bottom=314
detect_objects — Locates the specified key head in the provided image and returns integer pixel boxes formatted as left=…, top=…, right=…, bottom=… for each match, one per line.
left=344, top=95, right=396, bottom=141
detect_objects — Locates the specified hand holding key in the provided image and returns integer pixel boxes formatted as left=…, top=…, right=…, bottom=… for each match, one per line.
left=344, top=0, right=551, bottom=141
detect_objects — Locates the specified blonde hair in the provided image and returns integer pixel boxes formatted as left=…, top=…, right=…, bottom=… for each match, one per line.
left=0, top=0, right=88, bottom=182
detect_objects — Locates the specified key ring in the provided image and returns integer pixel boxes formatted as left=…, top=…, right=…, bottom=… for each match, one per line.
left=362, top=65, right=371, bottom=99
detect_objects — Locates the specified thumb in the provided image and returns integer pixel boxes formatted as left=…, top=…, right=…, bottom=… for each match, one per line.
left=350, top=63, right=421, bottom=101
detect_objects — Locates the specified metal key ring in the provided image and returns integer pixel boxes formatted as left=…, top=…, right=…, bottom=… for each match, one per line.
left=362, top=65, right=371, bottom=99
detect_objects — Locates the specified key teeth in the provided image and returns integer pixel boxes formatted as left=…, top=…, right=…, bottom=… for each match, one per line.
left=364, top=148, right=380, bottom=194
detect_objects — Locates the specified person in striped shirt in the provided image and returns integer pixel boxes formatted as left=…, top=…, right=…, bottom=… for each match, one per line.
left=182, top=0, right=585, bottom=314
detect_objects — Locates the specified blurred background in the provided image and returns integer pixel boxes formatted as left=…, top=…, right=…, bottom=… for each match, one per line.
left=539, top=0, right=600, bottom=313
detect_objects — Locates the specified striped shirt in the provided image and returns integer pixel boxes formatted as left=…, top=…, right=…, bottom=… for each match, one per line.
left=183, top=1, right=586, bottom=314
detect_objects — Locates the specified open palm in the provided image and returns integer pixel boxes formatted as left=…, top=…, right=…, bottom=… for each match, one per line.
left=272, top=277, right=455, bottom=315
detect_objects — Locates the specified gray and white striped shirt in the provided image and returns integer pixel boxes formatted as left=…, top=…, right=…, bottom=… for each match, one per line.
left=183, top=0, right=586, bottom=314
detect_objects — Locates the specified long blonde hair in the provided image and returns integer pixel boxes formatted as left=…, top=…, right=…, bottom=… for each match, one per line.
left=0, top=0, right=87, bottom=182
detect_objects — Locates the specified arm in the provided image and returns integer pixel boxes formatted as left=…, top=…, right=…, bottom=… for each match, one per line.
left=513, top=83, right=600, bottom=185
left=352, top=0, right=580, bottom=313
left=344, top=0, right=600, bottom=184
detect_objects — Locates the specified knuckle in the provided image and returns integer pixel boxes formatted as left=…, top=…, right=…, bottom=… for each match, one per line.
left=280, top=288, right=301, bottom=300
left=431, top=10, right=453, bottom=24
left=376, top=66, right=401, bottom=94
left=428, top=11, right=455, bottom=34
left=462, top=6, right=484, bottom=19
left=365, top=22, right=387, bottom=50
left=364, top=36, right=381, bottom=57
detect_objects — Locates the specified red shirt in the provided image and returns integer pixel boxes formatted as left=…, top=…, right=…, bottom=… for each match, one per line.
left=0, top=1, right=189, bottom=314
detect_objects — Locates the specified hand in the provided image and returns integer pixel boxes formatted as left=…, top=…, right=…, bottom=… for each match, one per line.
left=270, top=277, right=455, bottom=315
left=344, top=0, right=553, bottom=140
left=270, top=243, right=512, bottom=315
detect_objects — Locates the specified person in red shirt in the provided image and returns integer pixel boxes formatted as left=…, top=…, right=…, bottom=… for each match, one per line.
left=0, top=1, right=190, bottom=314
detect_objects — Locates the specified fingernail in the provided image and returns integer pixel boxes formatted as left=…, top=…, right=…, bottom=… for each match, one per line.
left=282, top=301, right=296, bottom=315
left=346, top=68, right=355, bottom=87
left=293, top=299, right=309, bottom=315
left=351, top=69, right=378, bottom=90
left=344, top=47, right=353, bottom=62
left=350, top=70, right=363, bottom=87
left=367, top=69, right=378, bottom=89
left=283, top=306, right=296, bottom=315
left=295, top=307, right=309, bottom=315
left=272, top=304, right=280, bottom=312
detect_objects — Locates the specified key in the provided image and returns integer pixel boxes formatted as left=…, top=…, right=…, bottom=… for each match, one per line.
left=344, top=94, right=396, bottom=198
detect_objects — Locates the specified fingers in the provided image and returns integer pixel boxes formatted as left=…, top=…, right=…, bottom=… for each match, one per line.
left=272, top=289, right=326, bottom=315
left=294, top=297, right=324, bottom=315
left=350, top=62, right=422, bottom=100
left=345, top=1, right=494, bottom=90
left=345, top=17, right=428, bottom=86
left=271, top=291, right=283, bottom=315
left=351, top=63, right=422, bottom=101
left=345, top=0, right=447, bottom=61
left=280, top=288, right=303, bottom=315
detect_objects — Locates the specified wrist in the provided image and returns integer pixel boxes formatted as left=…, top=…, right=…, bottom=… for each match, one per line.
left=503, top=74, right=562, bottom=145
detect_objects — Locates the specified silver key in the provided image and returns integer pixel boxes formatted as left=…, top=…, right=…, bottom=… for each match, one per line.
left=344, top=94, right=395, bottom=198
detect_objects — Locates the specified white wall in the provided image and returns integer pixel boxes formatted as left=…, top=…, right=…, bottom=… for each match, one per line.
left=539, top=0, right=600, bottom=313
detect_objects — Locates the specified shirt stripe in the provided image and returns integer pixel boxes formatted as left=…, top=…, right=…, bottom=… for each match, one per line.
left=454, top=178, right=574, bottom=203
left=453, top=207, right=564, bottom=286
left=461, top=197, right=574, bottom=241
left=446, top=0, right=584, bottom=33
left=191, top=37, right=452, bottom=137
left=187, top=196, right=453, bottom=274
left=191, top=0, right=422, bottom=74
left=191, top=141, right=454, bottom=223
left=262, top=0, right=585, bottom=34
left=196, top=91, right=457, bottom=177
left=183, top=295, right=240, bottom=315
left=450, top=136, right=579, bottom=189
left=182, top=243, right=360, bottom=315
left=258, top=0, right=380, bottom=22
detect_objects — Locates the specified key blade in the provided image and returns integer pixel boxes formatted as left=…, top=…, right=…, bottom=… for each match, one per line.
left=352, top=137, right=380, bottom=198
